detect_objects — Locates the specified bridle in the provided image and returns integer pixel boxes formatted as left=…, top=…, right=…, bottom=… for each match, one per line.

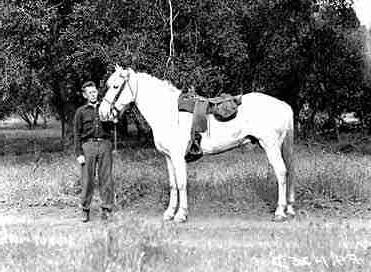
left=103, top=72, right=137, bottom=117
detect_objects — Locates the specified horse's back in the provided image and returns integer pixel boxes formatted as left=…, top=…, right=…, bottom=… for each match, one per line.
left=239, top=92, right=293, bottom=135
left=242, top=92, right=292, bottom=118
left=243, top=92, right=291, bottom=110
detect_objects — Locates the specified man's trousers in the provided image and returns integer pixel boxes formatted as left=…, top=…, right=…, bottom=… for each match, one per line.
left=81, top=140, right=114, bottom=210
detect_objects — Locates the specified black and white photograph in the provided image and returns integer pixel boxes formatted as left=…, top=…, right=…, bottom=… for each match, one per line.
left=1, top=0, right=371, bottom=271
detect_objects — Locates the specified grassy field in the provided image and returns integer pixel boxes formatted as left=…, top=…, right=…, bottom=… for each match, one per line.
left=1, top=119, right=371, bottom=271
left=0, top=117, right=64, bottom=155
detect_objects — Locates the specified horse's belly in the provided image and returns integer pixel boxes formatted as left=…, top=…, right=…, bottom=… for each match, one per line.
left=200, top=125, right=251, bottom=154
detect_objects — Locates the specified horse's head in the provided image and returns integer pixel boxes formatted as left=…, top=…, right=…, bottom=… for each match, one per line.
left=99, top=65, right=135, bottom=121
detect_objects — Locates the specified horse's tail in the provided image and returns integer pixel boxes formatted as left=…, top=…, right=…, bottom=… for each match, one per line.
left=281, top=111, right=295, bottom=201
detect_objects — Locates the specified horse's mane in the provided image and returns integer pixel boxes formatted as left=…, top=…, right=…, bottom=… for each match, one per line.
left=136, top=71, right=181, bottom=94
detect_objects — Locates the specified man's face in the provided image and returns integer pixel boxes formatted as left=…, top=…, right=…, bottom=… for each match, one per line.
left=83, top=86, right=98, bottom=104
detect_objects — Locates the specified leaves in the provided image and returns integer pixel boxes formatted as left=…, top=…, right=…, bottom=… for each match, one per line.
left=1, top=0, right=370, bottom=137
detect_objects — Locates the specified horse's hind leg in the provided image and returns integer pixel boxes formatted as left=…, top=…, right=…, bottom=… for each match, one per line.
left=286, top=173, right=295, bottom=218
left=163, top=157, right=178, bottom=221
left=262, top=142, right=288, bottom=222
left=286, top=181, right=295, bottom=218
left=282, top=129, right=295, bottom=218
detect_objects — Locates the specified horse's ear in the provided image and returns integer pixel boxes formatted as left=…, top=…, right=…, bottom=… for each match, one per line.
left=122, top=68, right=131, bottom=79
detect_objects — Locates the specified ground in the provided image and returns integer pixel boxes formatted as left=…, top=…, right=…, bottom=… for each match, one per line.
left=1, top=117, right=371, bottom=271
left=1, top=203, right=371, bottom=272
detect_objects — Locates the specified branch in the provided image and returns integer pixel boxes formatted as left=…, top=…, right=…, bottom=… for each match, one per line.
left=2, top=45, right=12, bottom=89
left=17, top=108, right=33, bottom=128
left=166, top=0, right=174, bottom=70
left=93, top=43, right=111, bottom=62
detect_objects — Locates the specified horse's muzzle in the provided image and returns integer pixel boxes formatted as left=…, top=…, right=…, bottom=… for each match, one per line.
left=98, top=101, right=113, bottom=121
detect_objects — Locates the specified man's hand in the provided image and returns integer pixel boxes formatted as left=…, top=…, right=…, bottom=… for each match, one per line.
left=77, top=155, right=85, bottom=165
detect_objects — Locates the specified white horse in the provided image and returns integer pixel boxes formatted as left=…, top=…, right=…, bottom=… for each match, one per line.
left=99, top=65, right=296, bottom=222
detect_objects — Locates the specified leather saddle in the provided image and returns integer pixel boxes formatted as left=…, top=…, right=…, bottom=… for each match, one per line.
left=178, top=91, right=242, bottom=162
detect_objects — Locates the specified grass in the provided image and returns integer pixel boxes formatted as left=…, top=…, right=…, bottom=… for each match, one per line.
left=1, top=119, right=371, bottom=271
left=0, top=216, right=172, bottom=271
left=1, top=211, right=371, bottom=271
left=1, top=145, right=370, bottom=215
left=0, top=145, right=371, bottom=271
left=0, top=117, right=64, bottom=155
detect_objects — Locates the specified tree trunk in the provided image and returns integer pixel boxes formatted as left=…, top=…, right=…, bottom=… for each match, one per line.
left=18, top=110, right=33, bottom=129
left=32, top=109, right=39, bottom=127
left=42, top=111, right=48, bottom=128
left=60, top=112, right=66, bottom=140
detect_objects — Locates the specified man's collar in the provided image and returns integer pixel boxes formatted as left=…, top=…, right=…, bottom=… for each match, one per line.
left=85, top=101, right=100, bottom=108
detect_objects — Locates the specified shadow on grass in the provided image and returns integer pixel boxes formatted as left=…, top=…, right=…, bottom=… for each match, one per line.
left=2, top=139, right=370, bottom=218
left=112, top=146, right=371, bottom=218
left=0, top=137, right=65, bottom=156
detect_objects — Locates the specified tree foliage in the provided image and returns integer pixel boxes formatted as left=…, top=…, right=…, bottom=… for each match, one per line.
left=1, top=0, right=370, bottom=138
left=0, top=0, right=55, bottom=124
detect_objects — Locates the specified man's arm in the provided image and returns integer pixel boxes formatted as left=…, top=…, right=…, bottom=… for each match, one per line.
left=74, top=108, right=84, bottom=157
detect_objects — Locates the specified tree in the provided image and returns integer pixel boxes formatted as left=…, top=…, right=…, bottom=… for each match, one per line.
left=2, top=0, right=370, bottom=141
left=0, top=0, right=56, bottom=127
left=297, top=0, right=367, bottom=137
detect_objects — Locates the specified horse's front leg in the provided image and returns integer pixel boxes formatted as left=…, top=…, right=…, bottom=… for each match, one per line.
left=163, top=157, right=178, bottom=221
left=172, top=157, right=188, bottom=223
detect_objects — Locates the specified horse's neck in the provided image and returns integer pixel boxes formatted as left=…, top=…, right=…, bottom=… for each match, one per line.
left=134, top=73, right=180, bottom=132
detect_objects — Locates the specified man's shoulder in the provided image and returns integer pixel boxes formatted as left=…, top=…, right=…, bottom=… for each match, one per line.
left=75, top=104, right=89, bottom=113
left=74, top=105, right=87, bottom=119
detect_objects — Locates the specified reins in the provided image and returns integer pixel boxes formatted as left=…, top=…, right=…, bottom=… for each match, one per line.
left=102, top=80, right=127, bottom=116
left=102, top=71, right=138, bottom=153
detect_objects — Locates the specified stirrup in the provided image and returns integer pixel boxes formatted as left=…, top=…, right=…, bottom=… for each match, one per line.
left=185, top=136, right=203, bottom=162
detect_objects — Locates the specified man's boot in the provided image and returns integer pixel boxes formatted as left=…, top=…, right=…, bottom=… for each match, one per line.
left=185, top=133, right=203, bottom=162
left=82, top=209, right=90, bottom=223
left=193, top=133, right=202, bottom=152
left=101, top=208, right=112, bottom=221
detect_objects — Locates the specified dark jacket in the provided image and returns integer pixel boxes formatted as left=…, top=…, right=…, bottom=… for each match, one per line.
left=74, top=103, right=114, bottom=156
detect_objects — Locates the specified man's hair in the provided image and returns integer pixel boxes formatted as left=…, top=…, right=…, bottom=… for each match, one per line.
left=81, top=81, right=97, bottom=92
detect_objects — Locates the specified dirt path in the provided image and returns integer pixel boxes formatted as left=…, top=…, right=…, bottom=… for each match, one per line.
left=1, top=206, right=371, bottom=272
left=1, top=205, right=371, bottom=239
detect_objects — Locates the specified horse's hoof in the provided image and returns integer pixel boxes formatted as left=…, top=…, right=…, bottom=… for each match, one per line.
left=286, top=213, right=296, bottom=220
left=163, top=207, right=177, bottom=221
left=272, top=214, right=287, bottom=222
left=174, top=214, right=187, bottom=223
left=163, top=212, right=175, bottom=221
left=163, top=215, right=174, bottom=221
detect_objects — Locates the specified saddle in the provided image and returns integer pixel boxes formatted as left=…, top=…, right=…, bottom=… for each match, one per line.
left=178, top=91, right=242, bottom=162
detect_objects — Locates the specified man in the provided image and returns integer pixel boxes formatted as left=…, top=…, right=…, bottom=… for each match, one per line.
left=74, top=81, right=114, bottom=222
